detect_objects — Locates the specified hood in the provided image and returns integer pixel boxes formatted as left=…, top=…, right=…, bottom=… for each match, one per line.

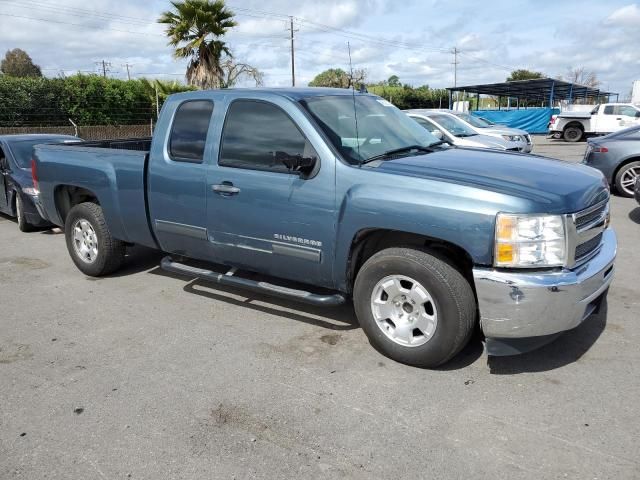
left=373, top=148, right=608, bottom=213
left=482, top=126, right=529, bottom=137
left=456, top=134, right=510, bottom=150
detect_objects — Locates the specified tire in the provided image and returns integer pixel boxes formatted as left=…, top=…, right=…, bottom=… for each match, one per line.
left=614, top=161, right=640, bottom=198
left=563, top=125, right=583, bottom=142
left=353, top=247, right=476, bottom=368
left=64, top=202, right=126, bottom=276
left=15, top=194, right=35, bottom=233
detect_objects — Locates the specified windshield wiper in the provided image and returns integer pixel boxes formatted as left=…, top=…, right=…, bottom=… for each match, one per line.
left=362, top=145, right=434, bottom=164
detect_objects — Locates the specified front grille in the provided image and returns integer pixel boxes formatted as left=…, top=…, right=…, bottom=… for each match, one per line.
left=575, top=203, right=607, bottom=230
left=575, top=233, right=603, bottom=260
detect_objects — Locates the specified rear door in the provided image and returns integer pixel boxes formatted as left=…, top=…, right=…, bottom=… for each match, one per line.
left=0, top=144, right=9, bottom=212
left=147, top=99, right=215, bottom=258
left=206, top=98, right=337, bottom=286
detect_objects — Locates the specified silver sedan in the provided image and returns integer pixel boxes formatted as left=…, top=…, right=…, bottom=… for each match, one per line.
left=405, top=110, right=518, bottom=151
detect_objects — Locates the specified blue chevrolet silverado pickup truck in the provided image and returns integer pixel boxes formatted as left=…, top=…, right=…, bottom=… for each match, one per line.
left=32, top=88, right=617, bottom=367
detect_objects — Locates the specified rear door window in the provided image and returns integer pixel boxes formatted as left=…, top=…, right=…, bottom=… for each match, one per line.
left=169, top=100, right=214, bottom=163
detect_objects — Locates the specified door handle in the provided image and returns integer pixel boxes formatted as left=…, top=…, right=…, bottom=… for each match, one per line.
left=212, top=182, right=240, bottom=195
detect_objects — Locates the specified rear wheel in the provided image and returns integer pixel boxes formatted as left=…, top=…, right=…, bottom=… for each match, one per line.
left=353, top=247, right=476, bottom=368
left=65, top=202, right=126, bottom=276
left=563, top=125, right=583, bottom=142
left=16, top=194, right=35, bottom=232
left=614, top=161, right=640, bottom=197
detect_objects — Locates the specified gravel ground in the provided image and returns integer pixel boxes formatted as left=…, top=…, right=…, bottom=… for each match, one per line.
left=1, top=137, right=639, bottom=479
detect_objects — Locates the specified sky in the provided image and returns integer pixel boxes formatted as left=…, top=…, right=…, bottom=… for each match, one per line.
left=0, top=0, right=638, bottom=97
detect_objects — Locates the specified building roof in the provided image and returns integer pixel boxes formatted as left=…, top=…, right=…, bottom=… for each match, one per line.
left=447, top=78, right=616, bottom=102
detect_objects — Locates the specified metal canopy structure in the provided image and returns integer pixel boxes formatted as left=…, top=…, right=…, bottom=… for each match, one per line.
left=447, top=77, right=619, bottom=109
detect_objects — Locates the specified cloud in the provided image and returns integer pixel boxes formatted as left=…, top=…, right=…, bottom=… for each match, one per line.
left=606, top=3, right=640, bottom=27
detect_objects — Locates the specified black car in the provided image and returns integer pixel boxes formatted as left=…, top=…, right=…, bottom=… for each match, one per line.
left=0, top=134, right=79, bottom=231
left=583, top=125, right=640, bottom=197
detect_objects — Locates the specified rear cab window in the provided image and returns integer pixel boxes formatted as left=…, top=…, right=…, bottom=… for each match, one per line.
left=219, top=100, right=315, bottom=173
left=169, top=100, right=215, bottom=163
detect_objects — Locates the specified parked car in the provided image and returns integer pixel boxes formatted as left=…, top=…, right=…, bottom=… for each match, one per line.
left=0, top=134, right=79, bottom=231
left=449, top=111, right=533, bottom=153
left=582, top=125, right=640, bottom=197
left=33, top=88, right=616, bottom=367
left=549, top=103, right=640, bottom=142
left=405, top=110, right=519, bottom=151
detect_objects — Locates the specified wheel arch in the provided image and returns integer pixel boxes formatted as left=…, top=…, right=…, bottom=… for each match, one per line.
left=53, top=185, right=100, bottom=224
left=346, top=228, right=476, bottom=294
left=611, top=156, right=640, bottom=184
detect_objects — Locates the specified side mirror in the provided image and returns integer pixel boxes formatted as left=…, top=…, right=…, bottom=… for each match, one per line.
left=635, top=111, right=640, bottom=118
left=276, top=151, right=317, bottom=176
left=433, top=130, right=444, bottom=140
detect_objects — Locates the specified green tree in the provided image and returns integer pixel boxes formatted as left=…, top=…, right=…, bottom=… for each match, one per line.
left=308, top=68, right=367, bottom=89
left=0, top=48, right=42, bottom=78
left=506, top=69, right=544, bottom=81
left=387, top=75, right=400, bottom=87
left=158, top=0, right=237, bottom=89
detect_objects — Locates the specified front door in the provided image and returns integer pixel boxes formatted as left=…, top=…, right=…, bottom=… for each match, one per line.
left=0, top=145, right=9, bottom=212
left=207, top=99, right=337, bottom=287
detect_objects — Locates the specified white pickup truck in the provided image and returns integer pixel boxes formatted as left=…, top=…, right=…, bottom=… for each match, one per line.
left=548, top=103, right=640, bottom=142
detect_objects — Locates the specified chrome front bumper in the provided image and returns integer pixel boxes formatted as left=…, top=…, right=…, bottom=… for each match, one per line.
left=473, top=228, right=617, bottom=339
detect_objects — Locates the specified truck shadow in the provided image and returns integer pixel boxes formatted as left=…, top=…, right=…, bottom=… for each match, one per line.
left=148, top=266, right=358, bottom=332
left=487, top=300, right=608, bottom=374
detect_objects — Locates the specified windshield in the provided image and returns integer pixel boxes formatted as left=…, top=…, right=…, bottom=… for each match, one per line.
left=456, top=113, right=492, bottom=128
left=300, top=95, right=441, bottom=164
left=430, top=114, right=478, bottom=137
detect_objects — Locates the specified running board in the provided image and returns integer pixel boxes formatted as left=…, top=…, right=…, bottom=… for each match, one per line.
left=160, top=256, right=346, bottom=307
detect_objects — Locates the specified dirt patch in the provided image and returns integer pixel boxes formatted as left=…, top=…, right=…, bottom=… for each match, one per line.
left=320, top=333, right=341, bottom=346
left=0, top=257, right=50, bottom=270
left=0, top=344, right=33, bottom=364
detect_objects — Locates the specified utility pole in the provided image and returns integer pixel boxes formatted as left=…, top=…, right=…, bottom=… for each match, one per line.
left=123, top=63, right=132, bottom=80
left=451, top=47, right=459, bottom=88
left=289, top=16, right=297, bottom=87
left=451, top=47, right=459, bottom=105
left=95, top=60, right=112, bottom=78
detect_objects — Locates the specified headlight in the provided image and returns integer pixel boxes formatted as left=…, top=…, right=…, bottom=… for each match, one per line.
left=22, top=187, right=38, bottom=196
left=502, top=134, right=522, bottom=142
left=495, top=213, right=566, bottom=267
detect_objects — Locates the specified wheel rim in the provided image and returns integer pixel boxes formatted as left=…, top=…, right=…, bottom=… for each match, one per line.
left=620, top=166, right=640, bottom=195
left=370, top=275, right=438, bottom=347
left=566, top=129, right=579, bottom=140
left=72, top=219, right=99, bottom=263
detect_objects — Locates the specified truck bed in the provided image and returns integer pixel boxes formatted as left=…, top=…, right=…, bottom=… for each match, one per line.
left=557, top=111, right=592, bottom=119
left=33, top=139, right=157, bottom=249
left=65, top=137, right=152, bottom=152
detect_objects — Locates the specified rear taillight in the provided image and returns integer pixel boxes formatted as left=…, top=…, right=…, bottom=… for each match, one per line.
left=549, top=116, right=557, bottom=125
left=593, top=146, right=609, bottom=153
left=31, top=158, right=39, bottom=192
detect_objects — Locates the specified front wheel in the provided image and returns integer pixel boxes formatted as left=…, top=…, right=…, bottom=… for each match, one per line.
left=16, top=194, right=35, bottom=232
left=353, top=247, right=476, bottom=368
left=65, top=202, right=126, bottom=276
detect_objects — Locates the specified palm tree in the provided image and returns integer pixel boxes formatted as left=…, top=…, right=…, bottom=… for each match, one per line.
left=158, top=0, right=237, bottom=89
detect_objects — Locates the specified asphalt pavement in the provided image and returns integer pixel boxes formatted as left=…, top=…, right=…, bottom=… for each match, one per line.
left=1, top=137, right=639, bottom=479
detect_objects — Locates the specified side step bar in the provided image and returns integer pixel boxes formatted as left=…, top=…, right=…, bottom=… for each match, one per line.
left=160, top=256, right=346, bottom=307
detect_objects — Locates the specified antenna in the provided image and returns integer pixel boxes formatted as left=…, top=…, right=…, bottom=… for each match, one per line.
left=347, top=42, right=362, bottom=166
